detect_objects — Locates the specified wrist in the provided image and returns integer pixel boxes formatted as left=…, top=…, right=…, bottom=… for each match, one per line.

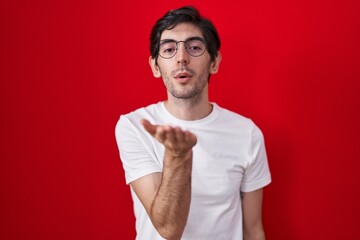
left=163, top=150, right=193, bottom=173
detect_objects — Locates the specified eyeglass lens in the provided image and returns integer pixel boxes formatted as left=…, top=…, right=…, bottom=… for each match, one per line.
left=159, top=39, right=206, bottom=59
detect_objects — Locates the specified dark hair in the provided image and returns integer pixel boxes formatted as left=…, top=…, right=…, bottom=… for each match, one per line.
left=150, top=6, right=221, bottom=63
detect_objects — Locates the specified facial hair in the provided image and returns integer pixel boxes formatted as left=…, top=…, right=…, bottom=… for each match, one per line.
left=159, top=65, right=211, bottom=100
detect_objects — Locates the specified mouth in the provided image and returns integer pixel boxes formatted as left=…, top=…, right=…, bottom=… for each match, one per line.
left=174, top=72, right=193, bottom=82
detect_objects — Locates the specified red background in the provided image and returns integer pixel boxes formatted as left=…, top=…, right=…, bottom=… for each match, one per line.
left=1, top=0, right=359, bottom=239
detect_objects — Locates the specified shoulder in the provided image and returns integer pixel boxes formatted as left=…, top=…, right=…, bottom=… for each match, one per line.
left=119, top=102, right=163, bottom=122
left=214, top=103, right=257, bottom=130
left=115, top=102, right=163, bottom=139
left=213, top=104, right=266, bottom=146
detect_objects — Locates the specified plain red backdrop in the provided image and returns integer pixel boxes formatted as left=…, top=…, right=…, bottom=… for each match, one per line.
left=1, top=0, right=359, bottom=239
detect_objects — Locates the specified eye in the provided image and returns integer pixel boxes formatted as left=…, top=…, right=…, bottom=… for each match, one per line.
left=186, top=39, right=206, bottom=55
left=189, top=45, right=202, bottom=51
left=159, top=41, right=177, bottom=57
left=163, top=47, right=176, bottom=54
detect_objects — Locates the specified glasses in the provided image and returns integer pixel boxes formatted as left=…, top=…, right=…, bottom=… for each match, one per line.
left=158, top=38, right=206, bottom=59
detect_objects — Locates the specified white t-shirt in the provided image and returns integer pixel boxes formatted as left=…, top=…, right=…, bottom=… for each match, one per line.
left=115, top=102, right=271, bottom=240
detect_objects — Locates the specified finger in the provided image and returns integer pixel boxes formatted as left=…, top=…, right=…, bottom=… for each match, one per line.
left=141, top=119, right=157, bottom=136
left=173, top=127, right=184, bottom=143
left=154, top=126, right=167, bottom=143
left=163, top=125, right=177, bottom=147
left=185, top=131, right=197, bottom=146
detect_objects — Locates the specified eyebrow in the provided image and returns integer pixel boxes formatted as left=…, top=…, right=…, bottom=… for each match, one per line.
left=160, top=36, right=205, bottom=44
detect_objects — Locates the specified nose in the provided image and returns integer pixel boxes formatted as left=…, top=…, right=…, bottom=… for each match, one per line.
left=176, top=42, right=189, bottom=65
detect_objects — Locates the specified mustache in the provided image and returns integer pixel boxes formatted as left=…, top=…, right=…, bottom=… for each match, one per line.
left=172, top=66, right=196, bottom=76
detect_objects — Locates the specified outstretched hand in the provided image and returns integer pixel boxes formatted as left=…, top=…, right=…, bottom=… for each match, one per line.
left=141, top=119, right=197, bottom=158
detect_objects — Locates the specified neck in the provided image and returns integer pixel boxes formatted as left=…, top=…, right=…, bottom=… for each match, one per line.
left=164, top=90, right=213, bottom=121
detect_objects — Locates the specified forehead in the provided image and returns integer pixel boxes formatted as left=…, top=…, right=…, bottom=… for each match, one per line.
left=160, top=23, right=204, bottom=41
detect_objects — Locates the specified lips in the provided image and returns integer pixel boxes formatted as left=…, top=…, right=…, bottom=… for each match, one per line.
left=174, top=72, right=193, bottom=81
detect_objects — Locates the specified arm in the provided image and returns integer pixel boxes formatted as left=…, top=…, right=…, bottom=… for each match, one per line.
left=130, top=119, right=197, bottom=240
left=241, top=188, right=266, bottom=240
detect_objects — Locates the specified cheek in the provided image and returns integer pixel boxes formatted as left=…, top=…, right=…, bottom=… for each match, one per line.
left=156, top=61, right=171, bottom=75
left=200, top=62, right=213, bottom=75
left=157, top=65, right=165, bottom=76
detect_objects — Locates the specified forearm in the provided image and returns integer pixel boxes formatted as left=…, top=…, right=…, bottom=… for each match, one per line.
left=243, top=230, right=265, bottom=240
left=150, top=151, right=193, bottom=240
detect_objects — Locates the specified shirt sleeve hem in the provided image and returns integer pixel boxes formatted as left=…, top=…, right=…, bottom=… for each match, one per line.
left=240, top=175, right=272, bottom=192
left=125, top=167, right=162, bottom=185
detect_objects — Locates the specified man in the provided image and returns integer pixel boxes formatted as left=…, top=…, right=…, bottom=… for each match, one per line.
left=115, top=6, right=271, bottom=240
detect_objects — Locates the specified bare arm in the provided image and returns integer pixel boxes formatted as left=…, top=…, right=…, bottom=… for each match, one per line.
left=241, top=188, right=266, bottom=240
left=130, top=119, right=197, bottom=240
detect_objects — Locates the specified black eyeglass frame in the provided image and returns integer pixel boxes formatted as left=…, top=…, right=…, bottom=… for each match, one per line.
left=158, top=37, right=207, bottom=59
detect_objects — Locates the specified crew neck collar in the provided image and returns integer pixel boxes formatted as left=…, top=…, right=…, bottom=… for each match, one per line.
left=159, top=101, right=220, bottom=126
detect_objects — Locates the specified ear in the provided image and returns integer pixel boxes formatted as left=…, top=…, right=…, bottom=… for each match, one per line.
left=149, top=56, right=161, bottom=78
left=209, top=51, right=222, bottom=74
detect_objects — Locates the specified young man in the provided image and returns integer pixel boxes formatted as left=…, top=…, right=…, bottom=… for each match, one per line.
left=115, top=6, right=271, bottom=240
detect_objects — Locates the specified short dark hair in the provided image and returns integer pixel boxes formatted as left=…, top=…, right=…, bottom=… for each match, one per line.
left=150, top=6, right=221, bottom=63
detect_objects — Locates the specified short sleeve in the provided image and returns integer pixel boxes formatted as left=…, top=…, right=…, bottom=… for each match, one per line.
left=240, top=124, right=271, bottom=192
left=115, top=116, right=162, bottom=184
